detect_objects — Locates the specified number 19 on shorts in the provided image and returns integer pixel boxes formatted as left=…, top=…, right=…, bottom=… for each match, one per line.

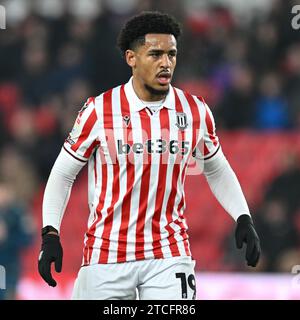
left=176, top=272, right=196, bottom=299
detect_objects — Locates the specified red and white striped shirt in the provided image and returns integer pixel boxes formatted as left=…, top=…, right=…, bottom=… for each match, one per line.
left=64, top=77, right=220, bottom=265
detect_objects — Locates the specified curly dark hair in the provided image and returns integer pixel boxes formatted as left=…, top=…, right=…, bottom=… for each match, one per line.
left=117, top=11, right=182, bottom=56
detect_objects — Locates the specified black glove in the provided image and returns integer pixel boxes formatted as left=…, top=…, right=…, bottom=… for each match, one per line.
left=235, top=214, right=261, bottom=267
left=38, top=226, right=63, bottom=287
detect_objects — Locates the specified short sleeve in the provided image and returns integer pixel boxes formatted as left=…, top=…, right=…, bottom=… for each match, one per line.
left=63, top=97, right=100, bottom=162
left=193, top=98, right=220, bottom=161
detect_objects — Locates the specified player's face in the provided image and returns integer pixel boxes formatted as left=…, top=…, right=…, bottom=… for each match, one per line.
left=126, top=34, right=177, bottom=99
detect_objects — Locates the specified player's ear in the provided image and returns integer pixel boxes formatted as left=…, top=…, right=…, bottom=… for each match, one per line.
left=125, top=49, right=136, bottom=68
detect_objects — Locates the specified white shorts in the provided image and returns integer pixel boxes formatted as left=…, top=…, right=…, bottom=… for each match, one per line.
left=71, top=256, right=196, bottom=300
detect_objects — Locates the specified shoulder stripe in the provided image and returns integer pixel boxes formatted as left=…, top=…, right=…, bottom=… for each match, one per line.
left=71, top=108, right=98, bottom=153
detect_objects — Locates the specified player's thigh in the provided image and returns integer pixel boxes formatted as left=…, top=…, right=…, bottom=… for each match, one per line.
left=71, top=263, right=138, bottom=300
left=138, top=257, right=196, bottom=300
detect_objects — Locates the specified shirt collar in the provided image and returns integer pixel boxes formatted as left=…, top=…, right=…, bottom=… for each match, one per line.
left=124, top=76, right=175, bottom=112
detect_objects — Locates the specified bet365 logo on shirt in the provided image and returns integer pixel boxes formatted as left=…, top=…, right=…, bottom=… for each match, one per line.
left=117, top=139, right=190, bottom=155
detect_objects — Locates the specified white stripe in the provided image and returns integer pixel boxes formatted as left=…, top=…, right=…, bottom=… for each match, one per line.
left=89, top=93, right=113, bottom=264
left=125, top=107, right=143, bottom=260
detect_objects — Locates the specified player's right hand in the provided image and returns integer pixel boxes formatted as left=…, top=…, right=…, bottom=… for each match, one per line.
left=38, top=230, right=63, bottom=287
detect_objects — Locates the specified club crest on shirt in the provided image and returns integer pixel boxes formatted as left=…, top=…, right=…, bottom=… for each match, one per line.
left=176, top=112, right=188, bottom=130
left=123, top=115, right=130, bottom=127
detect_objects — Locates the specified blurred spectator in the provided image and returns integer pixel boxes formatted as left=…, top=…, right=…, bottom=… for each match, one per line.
left=18, top=40, right=51, bottom=106
left=264, top=152, right=300, bottom=215
left=0, top=181, right=35, bottom=300
left=285, top=44, right=300, bottom=128
left=0, top=83, right=21, bottom=134
left=216, top=65, right=255, bottom=129
left=17, top=15, right=51, bottom=106
left=254, top=72, right=292, bottom=129
left=248, top=20, right=279, bottom=73
left=254, top=199, right=299, bottom=272
left=0, top=110, right=9, bottom=149
left=0, top=27, right=23, bottom=82
left=47, top=41, right=89, bottom=94
left=0, top=146, right=39, bottom=203
left=88, top=12, right=131, bottom=92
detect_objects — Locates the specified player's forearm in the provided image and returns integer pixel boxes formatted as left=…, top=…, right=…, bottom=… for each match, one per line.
left=203, top=148, right=250, bottom=221
left=42, top=148, right=85, bottom=232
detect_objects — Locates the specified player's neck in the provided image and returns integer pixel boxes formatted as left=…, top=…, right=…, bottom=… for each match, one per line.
left=132, top=76, right=168, bottom=102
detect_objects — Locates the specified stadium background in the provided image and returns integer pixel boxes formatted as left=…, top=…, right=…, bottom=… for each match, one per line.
left=0, top=0, right=299, bottom=299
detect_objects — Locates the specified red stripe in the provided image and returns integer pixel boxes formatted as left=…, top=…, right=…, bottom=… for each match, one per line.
left=86, top=96, right=95, bottom=106
left=117, top=85, right=135, bottom=262
left=98, top=89, right=120, bottom=264
left=198, top=95, right=206, bottom=105
left=83, top=140, right=100, bottom=158
left=203, top=141, right=211, bottom=156
left=151, top=108, right=170, bottom=259
left=83, top=144, right=108, bottom=265
left=135, top=109, right=152, bottom=260
left=71, top=108, right=97, bottom=153
left=204, top=104, right=218, bottom=147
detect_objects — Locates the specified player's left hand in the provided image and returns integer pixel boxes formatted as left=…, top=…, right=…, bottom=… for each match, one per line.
left=235, top=214, right=261, bottom=267
left=38, top=230, right=63, bottom=287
